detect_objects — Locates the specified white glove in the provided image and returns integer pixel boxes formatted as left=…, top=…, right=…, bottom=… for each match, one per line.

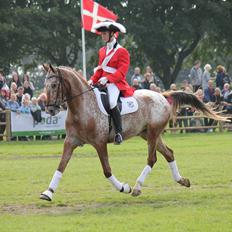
left=88, top=79, right=93, bottom=86
left=98, top=77, right=108, bottom=85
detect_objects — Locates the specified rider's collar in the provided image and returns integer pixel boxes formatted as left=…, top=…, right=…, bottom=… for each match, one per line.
left=106, top=38, right=117, bottom=53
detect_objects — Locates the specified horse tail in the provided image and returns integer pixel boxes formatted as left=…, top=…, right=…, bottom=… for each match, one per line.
left=162, top=91, right=229, bottom=121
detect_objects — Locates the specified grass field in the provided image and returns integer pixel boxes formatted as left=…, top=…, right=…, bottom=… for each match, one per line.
left=0, top=133, right=232, bottom=232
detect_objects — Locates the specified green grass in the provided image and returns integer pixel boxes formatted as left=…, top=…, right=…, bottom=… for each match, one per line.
left=0, top=133, right=232, bottom=232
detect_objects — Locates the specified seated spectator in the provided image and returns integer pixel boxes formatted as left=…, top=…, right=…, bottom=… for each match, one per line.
left=130, top=67, right=143, bottom=87
left=0, top=70, right=10, bottom=97
left=30, top=97, right=42, bottom=122
left=16, top=86, right=24, bottom=106
left=145, top=66, right=154, bottom=77
left=195, top=89, right=204, bottom=102
left=23, top=73, right=35, bottom=91
left=23, top=80, right=33, bottom=98
left=142, top=72, right=154, bottom=89
left=6, top=93, right=19, bottom=112
left=204, top=80, right=215, bottom=103
left=38, top=92, right=47, bottom=111
left=222, top=83, right=230, bottom=100
left=132, top=78, right=142, bottom=90
left=214, top=87, right=224, bottom=110
left=9, top=71, right=22, bottom=88
left=149, top=83, right=157, bottom=92
left=170, top=83, right=177, bottom=91
left=0, top=89, right=8, bottom=106
left=154, top=86, right=161, bottom=93
left=17, top=94, right=31, bottom=141
left=203, top=81, right=216, bottom=131
left=10, top=82, right=18, bottom=95
left=18, top=93, right=31, bottom=114
left=145, top=65, right=161, bottom=86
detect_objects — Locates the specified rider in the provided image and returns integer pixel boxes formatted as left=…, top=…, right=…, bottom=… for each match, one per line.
left=88, top=20, right=134, bottom=145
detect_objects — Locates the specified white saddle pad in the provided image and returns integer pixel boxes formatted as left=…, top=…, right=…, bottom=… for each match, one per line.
left=93, top=88, right=138, bottom=116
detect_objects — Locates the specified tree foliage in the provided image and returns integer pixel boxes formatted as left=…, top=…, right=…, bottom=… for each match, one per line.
left=112, top=0, right=232, bottom=88
left=0, top=0, right=83, bottom=72
left=0, top=0, right=232, bottom=89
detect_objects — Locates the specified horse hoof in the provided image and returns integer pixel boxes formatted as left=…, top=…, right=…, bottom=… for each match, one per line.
left=131, top=188, right=141, bottom=197
left=40, top=190, right=53, bottom=201
left=178, top=178, right=191, bottom=188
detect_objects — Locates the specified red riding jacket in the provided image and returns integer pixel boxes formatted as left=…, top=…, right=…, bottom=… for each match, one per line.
left=90, top=45, right=134, bottom=97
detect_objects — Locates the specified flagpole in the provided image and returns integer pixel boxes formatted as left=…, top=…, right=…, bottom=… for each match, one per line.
left=80, top=0, right=87, bottom=79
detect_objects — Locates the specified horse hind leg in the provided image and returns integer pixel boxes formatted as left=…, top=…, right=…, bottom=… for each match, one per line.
left=156, top=137, right=190, bottom=188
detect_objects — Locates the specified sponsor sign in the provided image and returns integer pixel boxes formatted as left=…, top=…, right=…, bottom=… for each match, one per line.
left=11, top=111, right=67, bottom=136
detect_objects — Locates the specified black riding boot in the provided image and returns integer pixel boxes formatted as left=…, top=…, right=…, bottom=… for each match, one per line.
left=110, top=106, right=123, bottom=145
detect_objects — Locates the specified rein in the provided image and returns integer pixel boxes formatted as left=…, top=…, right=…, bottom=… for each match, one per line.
left=45, top=68, right=94, bottom=107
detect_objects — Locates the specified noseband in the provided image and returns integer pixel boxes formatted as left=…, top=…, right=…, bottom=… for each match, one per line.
left=45, top=68, right=93, bottom=108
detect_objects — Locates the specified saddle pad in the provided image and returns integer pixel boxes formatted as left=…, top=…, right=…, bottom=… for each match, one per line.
left=93, top=88, right=138, bottom=116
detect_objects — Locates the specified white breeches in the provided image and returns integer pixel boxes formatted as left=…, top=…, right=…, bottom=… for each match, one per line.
left=106, top=83, right=120, bottom=109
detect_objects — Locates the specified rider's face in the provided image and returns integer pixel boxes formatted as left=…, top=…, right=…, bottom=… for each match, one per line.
left=101, top=31, right=110, bottom=42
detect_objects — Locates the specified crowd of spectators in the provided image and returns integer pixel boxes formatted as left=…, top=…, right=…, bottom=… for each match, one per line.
left=0, top=69, right=47, bottom=140
left=128, top=62, right=232, bottom=132
left=0, top=69, right=46, bottom=114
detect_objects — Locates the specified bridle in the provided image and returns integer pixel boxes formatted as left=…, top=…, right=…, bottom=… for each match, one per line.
left=45, top=68, right=94, bottom=108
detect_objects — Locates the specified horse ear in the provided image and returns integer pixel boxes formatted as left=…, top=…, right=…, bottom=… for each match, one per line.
left=42, top=64, right=50, bottom=72
left=49, top=64, right=55, bottom=73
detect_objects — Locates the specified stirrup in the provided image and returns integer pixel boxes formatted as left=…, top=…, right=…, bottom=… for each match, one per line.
left=114, top=133, right=123, bottom=145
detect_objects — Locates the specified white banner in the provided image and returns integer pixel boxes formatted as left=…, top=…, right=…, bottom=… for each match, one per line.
left=11, top=111, right=67, bottom=136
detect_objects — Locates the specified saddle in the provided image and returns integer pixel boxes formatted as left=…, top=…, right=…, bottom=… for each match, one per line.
left=93, top=86, right=138, bottom=116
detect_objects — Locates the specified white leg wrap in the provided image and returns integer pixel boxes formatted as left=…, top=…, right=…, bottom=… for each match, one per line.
left=49, top=170, right=63, bottom=192
left=137, top=165, right=152, bottom=185
left=108, top=174, right=123, bottom=191
left=168, top=160, right=182, bottom=182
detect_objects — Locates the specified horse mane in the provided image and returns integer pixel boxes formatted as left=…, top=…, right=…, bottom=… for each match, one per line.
left=58, top=66, right=88, bottom=85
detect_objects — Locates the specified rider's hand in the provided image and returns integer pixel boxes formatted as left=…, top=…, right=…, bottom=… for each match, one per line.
left=88, top=79, right=93, bottom=86
left=98, top=77, right=108, bottom=86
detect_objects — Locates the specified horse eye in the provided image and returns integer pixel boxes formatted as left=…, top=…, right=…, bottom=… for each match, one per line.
left=51, top=83, right=57, bottom=89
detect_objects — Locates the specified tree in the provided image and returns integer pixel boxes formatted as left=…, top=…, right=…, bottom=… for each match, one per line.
left=0, top=1, right=27, bottom=73
left=0, top=0, right=85, bottom=71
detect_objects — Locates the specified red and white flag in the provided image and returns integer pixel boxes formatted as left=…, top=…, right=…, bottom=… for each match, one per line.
left=81, top=0, right=118, bottom=33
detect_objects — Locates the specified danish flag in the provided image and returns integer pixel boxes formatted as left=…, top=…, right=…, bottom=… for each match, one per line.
left=81, top=0, right=118, bottom=33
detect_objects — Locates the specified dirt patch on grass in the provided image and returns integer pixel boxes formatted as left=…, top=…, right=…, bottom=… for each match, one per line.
left=0, top=202, right=107, bottom=215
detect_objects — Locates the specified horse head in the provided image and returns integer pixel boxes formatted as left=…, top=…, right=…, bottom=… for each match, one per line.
left=43, top=64, right=65, bottom=116
left=43, top=64, right=93, bottom=116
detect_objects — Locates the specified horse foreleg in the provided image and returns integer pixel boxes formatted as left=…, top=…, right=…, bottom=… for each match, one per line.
left=95, top=143, right=131, bottom=194
left=40, top=137, right=77, bottom=201
left=132, top=128, right=159, bottom=197
left=156, top=136, right=190, bottom=187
